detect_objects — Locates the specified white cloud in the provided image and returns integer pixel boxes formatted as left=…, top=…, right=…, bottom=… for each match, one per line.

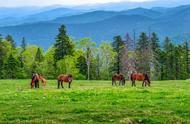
left=0, top=0, right=155, bottom=7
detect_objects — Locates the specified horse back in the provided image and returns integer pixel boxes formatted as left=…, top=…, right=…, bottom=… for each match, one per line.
left=131, top=73, right=145, bottom=81
left=112, top=74, right=125, bottom=81
left=58, top=74, right=73, bottom=82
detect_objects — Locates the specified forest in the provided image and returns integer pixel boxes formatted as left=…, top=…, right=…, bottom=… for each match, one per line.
left=0, top=24, right=189, bottom=80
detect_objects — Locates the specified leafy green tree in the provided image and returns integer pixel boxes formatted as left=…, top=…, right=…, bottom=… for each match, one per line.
left=76, top=38, right=96, bottom=80
left=99, top=42, right=116, bottom=79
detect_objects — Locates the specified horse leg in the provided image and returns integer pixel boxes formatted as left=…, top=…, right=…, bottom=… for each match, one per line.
left=147, top=80, right=151, bottom=87
left=142, top=81, right=145, bottom=87
left=37, top=81, right=39, bottom=88
left=132, top=80, right=135, bottom=87
left=31, top=82, right=33, bottom=89
left=35, top=81, right=37, bottom=88
left=57, top=80, right=60, bottom=89
left=123, top=79, right=126, bottom=86
left=61, top=81, right=64, bottom=88
left=68, top=82, right=71, bottom=88
left=112, top=80, right=114, bottom=86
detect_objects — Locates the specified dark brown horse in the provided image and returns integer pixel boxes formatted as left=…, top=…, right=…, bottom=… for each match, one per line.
left=31, top=73, right=47, bottom=89
left=112, top=74, right=126, bottom=86
left=130, top=73, right=151, bottom=87
left=31, top=73, right=40, bottom=88
left=57, top=74, right=73, bottom=88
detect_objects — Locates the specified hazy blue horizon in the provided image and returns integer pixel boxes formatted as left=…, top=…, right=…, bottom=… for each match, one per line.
left=0, top=0, right=154, bottom=7
left=0, top=0, right=189, bottom=8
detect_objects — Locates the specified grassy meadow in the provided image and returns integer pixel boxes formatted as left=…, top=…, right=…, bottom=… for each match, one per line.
left=0, top=80, right=190, bottom=124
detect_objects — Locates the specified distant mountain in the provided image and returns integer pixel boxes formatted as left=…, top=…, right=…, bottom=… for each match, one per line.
left=0, top=6, right=52, bottom=19
left=22, top=7, right=84, bottom=23
left=120, top=8, right=162, bottom=18
left=54, top=11, right=118, bottom=24
left=0, top=7, right=85, bottom=26
left=0, top=5, right=190, bottom=49
left=75, top=0, right=190, bottom=11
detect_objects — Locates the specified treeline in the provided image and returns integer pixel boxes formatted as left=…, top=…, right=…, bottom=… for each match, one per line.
left=0, top=25, right=189, bottom=80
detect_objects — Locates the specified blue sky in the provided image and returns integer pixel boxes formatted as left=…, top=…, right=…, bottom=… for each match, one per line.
left=0, top=0, right=154, bottom=7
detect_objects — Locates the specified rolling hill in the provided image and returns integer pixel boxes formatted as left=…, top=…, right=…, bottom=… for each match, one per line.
left=0, top=5, right=190, bottom=49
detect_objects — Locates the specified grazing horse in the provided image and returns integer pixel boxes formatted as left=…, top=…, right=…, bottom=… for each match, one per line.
left=130, top=73, right=151, bottom=87
left=31, top=73, right=40, bottom=88
left=31, top=73, right=47, bottom=89
left=112, top=74, right=126, bottom=86
left=57, top=74, right=73, bottom=88
left=38, top=74, right=47, bottom=87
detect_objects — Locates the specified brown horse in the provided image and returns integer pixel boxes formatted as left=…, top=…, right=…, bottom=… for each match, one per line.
left=31, top=73, right=47, bottom=89
left=57, top=74, right=73, bottom=88
left=38, top=74, right=47, bottom=87
left=112, top=74, right=126, bottom=86
left=130, top=73, right=151, bottom=87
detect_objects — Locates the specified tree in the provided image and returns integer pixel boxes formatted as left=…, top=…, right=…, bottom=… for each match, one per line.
left=76, top=55, right=87, bottom=78
left=0, top=40, right=5, bottom=78
left=183, top=42, right=190, bottom=78
left=0, top=34, right=3, bottom=42
left=35, top=47, right=44, bottom=62
left=161, top=37, right=175, bottom=80
left=136, top=32, right=151, bottom=73
left=150, top=32, right=161, bottom=80
left=4, top=54, right=19, bottom=79
left=19, top=37, right=27, bottom=68
left=76, top=38, right=96, bottom=80
left=54, top=25, right=74, bottom=61
left=112, top=35, right=125, bottom=74
left=21, top=37, right=27, bottom=51
left=5, top=35, right=15, bottom=49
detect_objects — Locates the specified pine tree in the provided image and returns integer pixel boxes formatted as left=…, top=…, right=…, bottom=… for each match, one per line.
left=150, top=32, right=161, bottom=80
left=125, top=33, right=133, bottom=50
left=21, top=37, right=26, bottom=51
left=183, top=42, right=190, bottom=79
left=162, top=37, right=175, bottom=80
left=77, top=56, right=87, bottom=78
left=4, top=54, right=19, bottom=79
left=35, top=48, right=43, bottom=62
left=0, top=40, right=4, bottom=78
left=19, top=37, right=27, bottom=68
left=112, top=35, right=125, bottom=74
left=136, top=32, right=151, bottom=73
left=54, top=25, right=74, bottom=61
left=0, top=34, right=2, bottom=42
left=5, top=35, right=15, bottom=48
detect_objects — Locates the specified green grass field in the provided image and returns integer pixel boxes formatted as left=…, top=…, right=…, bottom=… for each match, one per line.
left=0, top=80, right=190, bottom=124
